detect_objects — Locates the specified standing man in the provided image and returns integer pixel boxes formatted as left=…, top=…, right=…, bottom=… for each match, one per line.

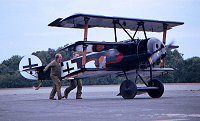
left=43, top=53, right=63, bottom=100
left=64, top=52, right=83, bottom=99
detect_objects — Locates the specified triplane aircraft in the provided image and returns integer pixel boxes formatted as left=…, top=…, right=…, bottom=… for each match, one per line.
left=19, top=14, right=184, bottom=99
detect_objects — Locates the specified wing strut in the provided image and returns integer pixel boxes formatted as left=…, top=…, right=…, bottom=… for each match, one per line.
left=160, top=23, right=168, bottom=68
left=118, top=22, right=135, bottom=42
left=82, top=17, right=90, bottom=68
left=133, top=22, right=147, bottom=40
left=113, top=20, right=118, bottom=42
left=141, top=22, right=147, bottom=39
left=112, top=19, right=136, bottom=43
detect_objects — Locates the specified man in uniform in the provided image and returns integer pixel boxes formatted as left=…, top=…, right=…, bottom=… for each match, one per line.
left=64, top=52, right=83, bottom=99
left=43, top=53, right=63, bottom=100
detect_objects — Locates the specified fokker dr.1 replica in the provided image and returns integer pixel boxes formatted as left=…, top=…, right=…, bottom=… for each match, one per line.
left=19, top=14, right=184, bottom=99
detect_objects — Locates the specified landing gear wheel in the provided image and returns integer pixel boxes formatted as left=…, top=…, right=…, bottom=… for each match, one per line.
left=147, top=79, right=164, bottom=98
left=120, top=80, right=137, bottom=99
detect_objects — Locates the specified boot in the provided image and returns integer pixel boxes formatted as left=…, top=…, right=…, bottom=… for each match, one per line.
left=76, top=94, right=82, bottom=99
left=64, top=92, right=69, bottom=99
left=64, top=89, right=70, bottom=99
left=49, top=97, right=57, bottom=100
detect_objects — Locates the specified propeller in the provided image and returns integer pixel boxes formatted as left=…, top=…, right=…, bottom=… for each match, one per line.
left=166, top=40, right=179, bottom=50
left=147, top=37, right=179, bottom=65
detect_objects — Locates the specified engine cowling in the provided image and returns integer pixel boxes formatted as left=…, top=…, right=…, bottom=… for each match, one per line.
left=147, top=37, right=166, bottom=64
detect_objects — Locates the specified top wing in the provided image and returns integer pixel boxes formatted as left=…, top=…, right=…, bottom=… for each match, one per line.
left=48, top=13, right=184, bottom=32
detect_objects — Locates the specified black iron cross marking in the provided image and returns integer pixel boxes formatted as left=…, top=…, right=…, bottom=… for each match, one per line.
left=63, top=62, right=74, bottom=73
left=23, top=58, right=38, bottom=74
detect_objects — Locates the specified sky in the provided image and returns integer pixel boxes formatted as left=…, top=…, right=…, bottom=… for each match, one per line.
left=0, top=0, right=200, bottom=63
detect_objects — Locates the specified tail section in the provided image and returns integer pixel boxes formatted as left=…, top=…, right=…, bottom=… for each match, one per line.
left=19, top=55, right=42, bottom=80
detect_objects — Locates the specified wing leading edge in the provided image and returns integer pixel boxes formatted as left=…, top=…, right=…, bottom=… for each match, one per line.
left=48, top=13, right=184, bottom=32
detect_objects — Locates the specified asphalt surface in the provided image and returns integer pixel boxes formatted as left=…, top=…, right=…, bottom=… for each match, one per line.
left=0, top=83, right=200, bottom=121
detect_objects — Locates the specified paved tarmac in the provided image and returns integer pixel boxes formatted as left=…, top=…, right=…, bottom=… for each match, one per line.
left=0, top=83, right=200, bottom=121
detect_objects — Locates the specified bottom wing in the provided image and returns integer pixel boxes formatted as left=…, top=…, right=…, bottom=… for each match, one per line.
left=62, top=67, right=174, bottom=81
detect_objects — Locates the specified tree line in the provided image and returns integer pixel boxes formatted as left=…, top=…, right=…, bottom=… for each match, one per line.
left=0, top=47, right=199, bottom=88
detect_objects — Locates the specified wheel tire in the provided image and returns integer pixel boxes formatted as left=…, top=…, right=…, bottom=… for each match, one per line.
left=120, top=80, right=137, bottom=99
left=147, top=79, right=164, bottom=98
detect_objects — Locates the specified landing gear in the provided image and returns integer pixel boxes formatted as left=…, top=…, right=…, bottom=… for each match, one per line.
left=120, top=80, right=137, bottom=99
left=147, top=79, right=164, bottom=98
left=118, top=68, right=165, bottom=99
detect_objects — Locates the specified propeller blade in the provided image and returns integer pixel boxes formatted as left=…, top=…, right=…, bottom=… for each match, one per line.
left=166, top=40, right=179, bottom=50
left=166, top=45, right=179, bottom=50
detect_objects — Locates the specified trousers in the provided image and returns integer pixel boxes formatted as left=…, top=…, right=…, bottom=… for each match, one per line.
left=64, top=79, right=82, bottom=97
left=49, top=75, right=62, bottom=99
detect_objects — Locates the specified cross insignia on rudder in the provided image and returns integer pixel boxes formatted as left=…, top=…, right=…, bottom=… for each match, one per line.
left=23, top=58, right=38, bottom=74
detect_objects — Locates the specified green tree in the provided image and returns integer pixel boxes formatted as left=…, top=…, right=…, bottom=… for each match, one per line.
left=163, top=50, right=200, bottom=83
left=32, top=48, right=56, bottom=65
left=164, top=49, right=184, bottom=83
left=0, top=55, right=34, bottom=88
left=181, top=57, right=200, bottom=82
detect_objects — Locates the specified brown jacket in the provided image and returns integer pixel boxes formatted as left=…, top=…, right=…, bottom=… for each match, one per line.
left=44, top=60, right=61, bottom=78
